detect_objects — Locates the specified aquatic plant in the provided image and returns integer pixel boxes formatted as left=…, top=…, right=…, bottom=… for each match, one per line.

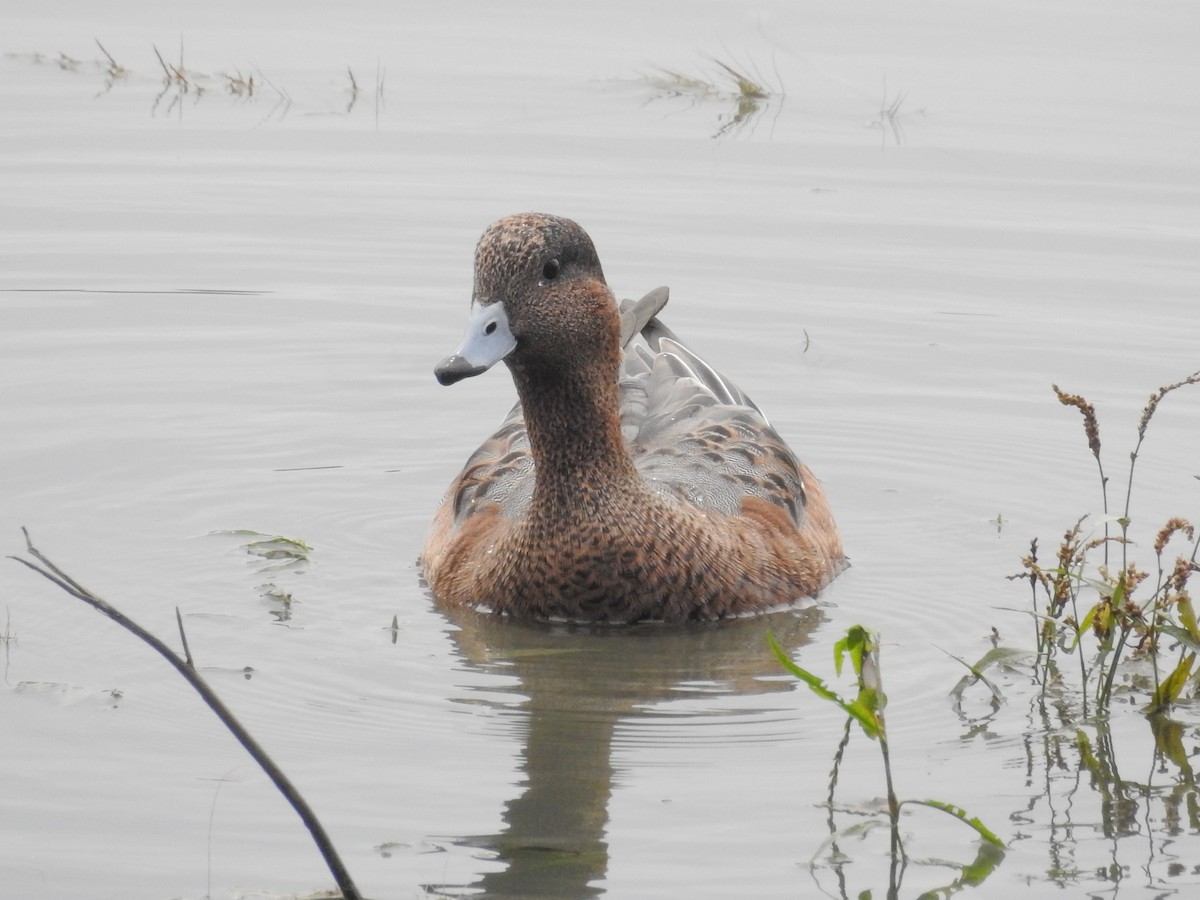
left=206, top=530, right=310, bottom=623
left=223, top=68, right=256, bottom=97
left=1011, top=371, right=1200, bottom=717
left=769, top=626, right=1004, bottom=894
left=258, top=583, right=295, bottom=623
left=644, top=56, right=774, bottom=102
left=871, top=77, right=911, bottom=147
left=239, top=530, right=312, bottom=566
left=639, top=54, right=782, bottom=139
left=94, top=39, right=126, bottom=87
left=7, top=40, right=387, bottom=124
left=944, top=372, right=1200, bottom=894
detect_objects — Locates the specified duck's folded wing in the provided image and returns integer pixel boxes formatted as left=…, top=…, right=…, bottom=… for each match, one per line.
left=619, top=311, right=808, bottom=526
left=442, top=402, right=535, bottom=527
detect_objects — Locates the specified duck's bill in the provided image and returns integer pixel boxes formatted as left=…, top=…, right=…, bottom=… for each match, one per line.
left=434, top=302, right=517, bottom=386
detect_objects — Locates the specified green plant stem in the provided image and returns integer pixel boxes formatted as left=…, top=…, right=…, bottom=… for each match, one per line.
left=1099, top=623, right=1133, bottom=711
left=1068, top=576, right=1090, bottom=719
left=823, top=717, right=853, bottom=896
left=877, top=724, right=904, bottom=868
left=1120, top=443, right=1145, bottom=572
left=826, top=717, right=852, bottom=836
left=1095, top=457, right=1110, bottom=568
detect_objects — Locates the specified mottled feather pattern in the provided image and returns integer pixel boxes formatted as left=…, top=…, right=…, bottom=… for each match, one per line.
left=620, top=317, right=807, bottom=522
left=449, top=407, right=533, bottom=523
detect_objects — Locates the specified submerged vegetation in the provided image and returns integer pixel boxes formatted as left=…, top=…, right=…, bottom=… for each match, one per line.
left=870, top=77, right=919, bottom=147
left=638, top=56, right=920, bottom=145
left=11, top=41, right=913, bottom=145
left=210, top=529, right=311, bottom=624
left=4, top=39, right=383, bottom=122
left=992, top=372, right=1200, bottom=888
left=639, top=54, right=783, bottom=139
left=1011, top=371, right=1200, bottom=717
left=770, top=627, right=1005, bottom=896
left=230, top=530, right=312, bottom=569
left=770, top=371, right=1200, bottom=896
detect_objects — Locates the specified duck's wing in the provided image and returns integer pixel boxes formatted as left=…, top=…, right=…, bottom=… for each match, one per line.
left=618, top=290, right=809, bottom=526
left=437, top=401, right=534, bottom=530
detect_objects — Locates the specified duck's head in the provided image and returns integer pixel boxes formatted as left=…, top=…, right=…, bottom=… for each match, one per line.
left=435, top=213, right=617, bottom=386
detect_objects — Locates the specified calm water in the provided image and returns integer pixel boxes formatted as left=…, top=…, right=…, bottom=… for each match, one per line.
left=3, top=2, right=1199, bottom=898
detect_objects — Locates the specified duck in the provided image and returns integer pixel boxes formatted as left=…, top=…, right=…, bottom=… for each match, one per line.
left=421, top=213, right=844, bottom=623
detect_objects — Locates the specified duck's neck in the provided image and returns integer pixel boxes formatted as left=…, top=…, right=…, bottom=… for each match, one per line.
left=512, top=363, right=640, bottom=512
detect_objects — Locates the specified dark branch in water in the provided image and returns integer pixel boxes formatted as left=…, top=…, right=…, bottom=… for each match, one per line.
left=9, top=527, right=363, bottom=900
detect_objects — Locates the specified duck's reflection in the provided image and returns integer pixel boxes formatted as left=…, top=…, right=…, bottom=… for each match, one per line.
left=425, top=604, right=824, bottom=898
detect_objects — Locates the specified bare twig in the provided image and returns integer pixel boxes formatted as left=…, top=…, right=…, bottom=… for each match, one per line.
left=175, top=607, right=194, bottom=666
left=9, top=528, right=363, bottom=900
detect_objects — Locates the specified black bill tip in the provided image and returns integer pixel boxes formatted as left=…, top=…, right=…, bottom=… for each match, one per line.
left=435, top=355, right=488, bottom=386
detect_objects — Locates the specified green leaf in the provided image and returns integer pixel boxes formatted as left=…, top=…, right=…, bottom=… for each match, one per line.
left=1110, top=573, right=1127, bottom=606
left=246, top=536, right=311, bottom=560
left=834, top=624, right=873, bottom=680
left=958, top=839, right=1007, bottom=885
left=903, top=799, right=1005, bottom=847
left=915, top=841, right=1007, bottom=899
left=857, top=687, right=881, bottom=715
left=1149, top=714, right=1192, bottom=772
left=943, top=646, right=1027, bottom=702
left=1145, top=652, right=1196, bottom=715
left=768, top=631, right=880, bottom=739
left=1179, top=595, right=1200, bottom=642
left=1075, top=730, right=1103, bottom=781
left=1073, top=604, right=1095, bottom=649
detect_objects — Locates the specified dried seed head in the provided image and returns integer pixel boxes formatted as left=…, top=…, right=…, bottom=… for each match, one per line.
left=1053, top=384, right=1101, bottom=460
left=1091, top=600, right=1113, bottom=640
left=1138, top=370, right=1200, bottom=440
left=1091, top=535, right=1129, bottom=551
left=1169, top=556, right=1194, bottom=593
left=1055, top=518, right=1085, bottom=569
left=1121, top=565, right=1148, bottom=599
left=1153, top=517, right=1194, bottom=555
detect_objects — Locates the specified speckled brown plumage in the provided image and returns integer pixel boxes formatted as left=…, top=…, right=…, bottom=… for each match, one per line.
left=422, top=213, right=845, bottom=623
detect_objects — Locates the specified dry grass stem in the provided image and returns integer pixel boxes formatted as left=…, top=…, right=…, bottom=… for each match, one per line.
left=94, top=40, right=125, bottom=81
left=224, top=69, right=255, bottom=97
left=711, top=58, right=769, bottom=99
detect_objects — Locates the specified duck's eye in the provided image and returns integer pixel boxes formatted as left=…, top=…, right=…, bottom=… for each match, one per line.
left=541, top=259, right=560, bottom=281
